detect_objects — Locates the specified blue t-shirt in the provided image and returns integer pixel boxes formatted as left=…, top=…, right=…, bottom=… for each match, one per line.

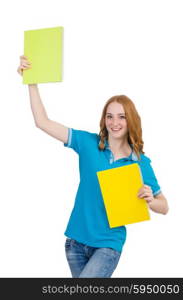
left=63, top=128, right=161, bottom=253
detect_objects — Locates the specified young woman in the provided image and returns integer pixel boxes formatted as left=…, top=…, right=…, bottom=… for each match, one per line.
left=17, top=55, right=169, bottom=278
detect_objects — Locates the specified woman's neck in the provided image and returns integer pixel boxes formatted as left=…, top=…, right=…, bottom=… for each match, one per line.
left=108, top=136, right=131, bottom=155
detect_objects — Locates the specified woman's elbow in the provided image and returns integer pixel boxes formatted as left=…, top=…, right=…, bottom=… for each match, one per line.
left=156, top=193, right=169, bottom=215
left=162, top=202, right=169, bottom=215
left=162, top=208, right=169, bottom=215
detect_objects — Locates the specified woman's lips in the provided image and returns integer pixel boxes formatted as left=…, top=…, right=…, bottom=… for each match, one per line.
left=111, top=128, right=122, bottom=131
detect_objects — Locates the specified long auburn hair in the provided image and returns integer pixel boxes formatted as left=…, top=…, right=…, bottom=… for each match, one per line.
left=98, top=95, right=144, bottom=160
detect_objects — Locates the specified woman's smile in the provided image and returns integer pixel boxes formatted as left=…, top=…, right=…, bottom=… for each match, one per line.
left=111, top=127, right=122, bottom=132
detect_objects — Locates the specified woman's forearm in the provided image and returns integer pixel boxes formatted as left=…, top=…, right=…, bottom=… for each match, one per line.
left=148, top=194, right=169, bottom=215
left=28, top=84, right=49, bottom=126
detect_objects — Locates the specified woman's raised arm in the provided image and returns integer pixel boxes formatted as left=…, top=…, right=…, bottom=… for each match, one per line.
left=17, top=55, right=69, bottom=143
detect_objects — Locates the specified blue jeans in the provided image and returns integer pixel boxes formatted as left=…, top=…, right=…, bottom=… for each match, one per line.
left=65, top=238, right=122, bottom=278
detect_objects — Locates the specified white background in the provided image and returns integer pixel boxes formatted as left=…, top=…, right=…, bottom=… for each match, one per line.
left=0, top=0, right=183, bottom=277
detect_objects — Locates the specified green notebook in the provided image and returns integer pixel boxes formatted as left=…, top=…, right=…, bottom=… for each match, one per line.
left=23, top=26, right=64, bottom=84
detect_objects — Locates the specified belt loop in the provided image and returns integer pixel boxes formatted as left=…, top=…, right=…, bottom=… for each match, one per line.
left=70, top=239, right=74, bottom=246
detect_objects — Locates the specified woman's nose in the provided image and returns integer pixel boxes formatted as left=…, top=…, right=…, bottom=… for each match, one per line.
left=112, top=119, right=119, bottom=126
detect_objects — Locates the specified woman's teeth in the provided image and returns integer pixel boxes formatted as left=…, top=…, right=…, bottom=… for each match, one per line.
left=111, top=128, right=121, bottom=131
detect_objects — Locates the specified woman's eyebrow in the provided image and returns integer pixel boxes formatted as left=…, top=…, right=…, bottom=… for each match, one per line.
left=106, top=112, right=125, bottom=115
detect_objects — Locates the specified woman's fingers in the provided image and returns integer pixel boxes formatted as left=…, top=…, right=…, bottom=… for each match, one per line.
left=138, top=185, right=153, bottom=198
left=21, top=62, right=31, bottom=68
left=138, top=185, right=152, bottom=194
left=139, top=191, right=151, bottom=198
left=20, top=55, right=31, bottom=65
left=138, top=184, right=154, bottom=203
left=20, top=55, right=29, bottom=61
left=17, top=55, right=32, bottom=76
left=21, top=60, right=31, bottom=66
left=17, top=66, right=23, bottom=76
left=17, top=64, right=30, bottom=76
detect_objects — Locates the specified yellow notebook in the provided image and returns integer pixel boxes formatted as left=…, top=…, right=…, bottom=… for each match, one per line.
left=97, top=163, right=150, bottom=228
left=23, top=26, right=64, bottom=84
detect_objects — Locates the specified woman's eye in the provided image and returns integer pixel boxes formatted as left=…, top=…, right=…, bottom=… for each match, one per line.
left=106, top=115, right=126, bottom=119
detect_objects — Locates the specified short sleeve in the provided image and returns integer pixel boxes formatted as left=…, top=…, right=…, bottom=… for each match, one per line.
left=63, top=128, right=95, bottom=155
left=139, top=156, right=161, bottom=196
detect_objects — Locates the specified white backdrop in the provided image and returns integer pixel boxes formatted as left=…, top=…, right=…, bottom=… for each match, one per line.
left=0, top=0, right=183, bottom=277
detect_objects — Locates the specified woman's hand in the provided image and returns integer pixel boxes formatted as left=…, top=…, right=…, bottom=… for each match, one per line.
left=17, top=55, right=31, bottom=76
left=138, top=184, right=154, bottom=204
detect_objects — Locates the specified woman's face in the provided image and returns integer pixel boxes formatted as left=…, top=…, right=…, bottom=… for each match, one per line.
left=105, top=101, right=128, bottom=140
